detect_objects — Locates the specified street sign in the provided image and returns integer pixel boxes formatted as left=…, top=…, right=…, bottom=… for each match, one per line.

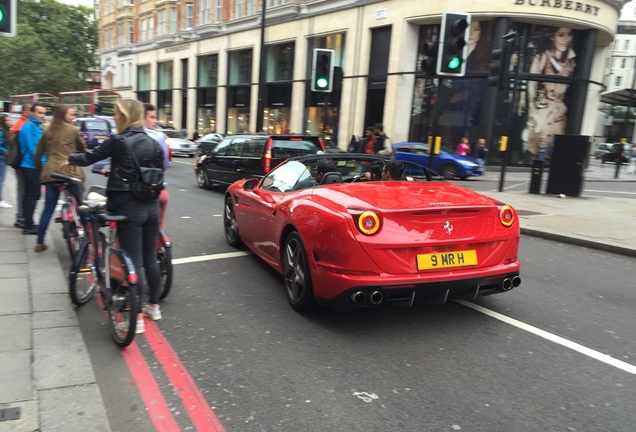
left=600, top=115, right=614, bottom=126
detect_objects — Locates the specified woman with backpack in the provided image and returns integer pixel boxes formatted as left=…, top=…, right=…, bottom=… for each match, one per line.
left=61, top=99, right=165, bottom=335
left=0, top=114, right=13, bottom=209
left=33, top=105, right=87, bottom=252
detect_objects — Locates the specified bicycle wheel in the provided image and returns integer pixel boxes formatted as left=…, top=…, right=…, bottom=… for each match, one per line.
left=69, top=243, right=98, bottom=306
left=62, top=221, right=80, bottom=260
left=158, top=244, right=173, bottom=300
left=105, top=249, right=137, bottom=348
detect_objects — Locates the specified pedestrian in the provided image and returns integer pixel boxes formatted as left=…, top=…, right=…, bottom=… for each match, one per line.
left=537, top=136, right=548, bottom=161
left=474, top=138, right=488, bottom=166
left=33, top=105, right=87, bottom=252
left=18, top=104, right=47, bottom=235
left=373, top=123, right=393, bottom=156
left=11, top=103, right=32, bottom=227
left=193, top=130, right=200, bottom=141
left=456, top=137, right=471, bottom=156
left=354, top=127, right=375, bottom=153
left=180, top=127, right=187, bottom=138
left=144, top=103, right=170, bottom=228
left=628, top=144, right=636, bottom=174
left=0, top=114, right=13, bottom=208
left=61, top=99, right=164, bottom=335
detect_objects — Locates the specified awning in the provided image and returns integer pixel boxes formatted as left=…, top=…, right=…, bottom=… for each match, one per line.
left=600, top=88, right=636, bottom=106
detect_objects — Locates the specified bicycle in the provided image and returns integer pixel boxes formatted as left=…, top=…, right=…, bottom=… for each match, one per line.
left=51, top=173, right=85, bottom=259
left=69, top=188, right=139, bottom=347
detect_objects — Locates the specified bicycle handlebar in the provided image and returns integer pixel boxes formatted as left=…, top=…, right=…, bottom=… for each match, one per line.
left=51, top=172, right=83, bottom=184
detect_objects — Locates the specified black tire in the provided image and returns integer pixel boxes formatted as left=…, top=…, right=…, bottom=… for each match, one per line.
left=158, top=244, right=173, bottom=300
left=440, top=163, right=459, bottom=180
left=196, top=169, right=210, bottom=189
left=69, top=245, right=98, bottom=306
left=105, top=250, right=137, bottom=348
left=63, top=221, right=80, bottom=260
left=224, top=196, right=242, bottom=247
left=282, top=231, right=315, bottom=312
left=189, top=154, right=195, bottom=158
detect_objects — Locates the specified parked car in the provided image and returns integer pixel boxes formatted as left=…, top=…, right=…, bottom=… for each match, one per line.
left=601, top=143, right=630, bottom=164
left=196, top=133, right=225, bottom=157
left=223, top=153, right=520, bottom=311
left=161, top=129, right=196, bottom=157
left=393, top=142, right=484, bottom=180
left=95, top=116, right=117, bottom=134
left=74, top=118, right=112, bottom=149
left=593, top=143, right=614, bottom=159
left=195, top=134, right=325, bottom=189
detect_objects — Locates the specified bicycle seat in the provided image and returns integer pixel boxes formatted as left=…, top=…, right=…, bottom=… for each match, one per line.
left=97, top=214, right=128, bottom=224
left=50, top=172, right=83, bottom=184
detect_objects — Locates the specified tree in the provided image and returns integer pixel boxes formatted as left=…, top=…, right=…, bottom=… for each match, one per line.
left=0, top=0, right=97, bottom=97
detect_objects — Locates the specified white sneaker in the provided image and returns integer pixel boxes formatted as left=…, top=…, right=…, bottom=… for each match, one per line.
left=135, top=319, right=145, bottom=334
left=143, top=304, right=162, bottom=321
left=0, top=201, right=13, bottom=208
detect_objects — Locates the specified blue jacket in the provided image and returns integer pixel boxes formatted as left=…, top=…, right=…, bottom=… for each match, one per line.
left=0, top=130, right=8, bottom=163
left=18, top=117, right=46, bottom=169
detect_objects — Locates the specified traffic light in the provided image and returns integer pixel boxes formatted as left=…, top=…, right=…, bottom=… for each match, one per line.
left=437, top=11, right=471, bottom=76
left=488, top=44, right=512, bottom=89
left=422, top=41, right=439, bottom=75
left=311, top=49, right=335, bottom=92
left=0, top=0, right=16, bottom=37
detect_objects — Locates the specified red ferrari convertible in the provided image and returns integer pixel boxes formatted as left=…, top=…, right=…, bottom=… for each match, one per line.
left=224, top=154, right=520, bottom=311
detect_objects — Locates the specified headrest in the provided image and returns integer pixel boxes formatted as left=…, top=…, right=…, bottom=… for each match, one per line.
left=320, top=172, right=343, bottom=185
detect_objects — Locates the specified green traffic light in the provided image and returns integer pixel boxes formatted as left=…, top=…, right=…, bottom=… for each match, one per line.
left=316, top=78, right=328, bottom=89
left=0, top=8, right=4, bottom=23
left=447, top=56, right=462, bottom=70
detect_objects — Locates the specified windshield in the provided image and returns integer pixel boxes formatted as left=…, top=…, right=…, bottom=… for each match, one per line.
left=271, top=139, right=322, bottom=158
left=84, top=121, right=110, bottom=131
left=163, top=130, right=184, bottom=139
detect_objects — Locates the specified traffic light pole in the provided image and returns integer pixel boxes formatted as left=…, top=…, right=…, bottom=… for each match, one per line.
left=428, top=77, right=443, bottom=172
left=498, top=33, right=524, bottom=192
left=255, top=2, right=267, bottom=133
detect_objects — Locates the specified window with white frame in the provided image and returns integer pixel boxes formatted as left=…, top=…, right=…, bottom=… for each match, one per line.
left=199, top=0, right=210, bottom=25
left=158, top=9, right=166, bottom=36
left=622, top=58, right=627, bottom=68
left=128, top=21, right=134, bottom=43
left=118, top=23, right=124, bottom=45
left=235, top=0, right=243, bottom=18
left=170, top=7, right=177, bottom=33
left=616, top=76, right=623, bottom=87
left=266, top=0, right=286, bottom=6
left=142, top=19, right=147, bottom=41
left=149, top=16, right=154, bottom=38
left=186, top=3, right=193, bottom=28
left=247, top=0, right=254, bottom=15
left=624, top=40, right=630, bottom=51
left=214, top=0, right=222, bottom=22
left=118, top=0, right=123, bottom=8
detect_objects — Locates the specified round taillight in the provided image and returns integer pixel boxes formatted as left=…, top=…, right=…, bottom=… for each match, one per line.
left=358, top=211, right=381, bottom=235
left=499, top=205, right=515, bottom=227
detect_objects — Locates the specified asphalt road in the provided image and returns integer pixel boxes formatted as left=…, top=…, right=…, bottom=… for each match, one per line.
left=53, top=159, right=636, bottom=432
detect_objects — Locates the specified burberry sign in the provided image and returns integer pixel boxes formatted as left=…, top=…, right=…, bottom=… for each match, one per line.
left=514, top=0, right=600, bottom=15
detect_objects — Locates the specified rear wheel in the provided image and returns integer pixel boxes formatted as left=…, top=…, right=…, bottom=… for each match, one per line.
left=158, top=244, right=173, bottom=300
left=440, top=163, right=458, bottom=180
left=282, top=232, right=315, bottom=312
left=106, top=250, right=137, bottom=348
left=224, top=196, right=242, bottom=247
left=62, top=221, right=80, bottom=259
left=69, top=245, right=98, bottom=306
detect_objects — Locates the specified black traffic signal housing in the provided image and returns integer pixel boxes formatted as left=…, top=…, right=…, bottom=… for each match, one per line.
left=437, top=11, right=471, bottom=76
left=311, top=49, right=335, bottom=92
left=488, top=44, right=512, bottom=89
left=422, top=41, right=439, bottom=75
left=0, top=0, right=16, bottom=37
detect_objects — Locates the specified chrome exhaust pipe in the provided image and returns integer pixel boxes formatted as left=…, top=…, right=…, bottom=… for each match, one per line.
left=512, top=276, right=521, bottom=288
left=370, top=291, right=383, bottom=305
left=501, top=278, right=513, bottom=291
left=351, top=291, right=366, bottom=304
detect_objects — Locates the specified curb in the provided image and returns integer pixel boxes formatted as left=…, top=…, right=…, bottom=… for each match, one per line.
left=520, top=227, right=636, bottom=258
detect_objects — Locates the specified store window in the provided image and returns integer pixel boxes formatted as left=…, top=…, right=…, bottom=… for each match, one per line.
left=157, top=61, right=174, bottom=125
left=197, top=55, right=218, bottom=134
left=137, top=64, right=151, bottom=102
left=158, top=61, right=173, bottom=89
left=228, top=49, right=252, bottom=85
left=198, top=54, right=218, bottom=86
left=267, top=42, right=294, bottom=82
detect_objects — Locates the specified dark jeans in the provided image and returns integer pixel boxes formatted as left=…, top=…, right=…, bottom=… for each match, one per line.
left=15, top=168, right=25, bottom=221
left=114, top=199, right=161, bottom=306
left=37, top=182, right=85, bottom=245
left=21, top=169, right=41, bottom=228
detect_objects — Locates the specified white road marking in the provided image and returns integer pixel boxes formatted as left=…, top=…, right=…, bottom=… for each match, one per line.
left=583, top=189, right=636, bottom=195
left=171, top=160, right=195, bottom=165
left=172, top=251, right=252, bottom=265
left=455, top=300, right=636, bottom=375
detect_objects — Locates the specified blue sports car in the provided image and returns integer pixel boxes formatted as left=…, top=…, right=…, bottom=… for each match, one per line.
left=393, top=142, right=484, bottom=180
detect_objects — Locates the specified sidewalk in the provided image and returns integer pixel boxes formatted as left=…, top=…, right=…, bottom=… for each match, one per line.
left=0, top=169, right=111, bottom=432
left=0, top=163, right=633, bottom=431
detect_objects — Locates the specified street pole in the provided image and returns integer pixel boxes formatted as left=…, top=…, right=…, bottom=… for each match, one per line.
left=428, top=77, right=442, bottom=172
left=255, top=0, right=267, bottom=134
left=498, top=33, right=524, bottom=192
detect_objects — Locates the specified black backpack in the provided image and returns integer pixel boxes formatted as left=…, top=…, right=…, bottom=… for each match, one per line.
left=122, top=135, right=164, bottom=201
left=5, top=131, right=22, bottom=169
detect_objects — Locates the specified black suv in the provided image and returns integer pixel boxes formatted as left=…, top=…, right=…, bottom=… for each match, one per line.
left=601, top=143, right=630, bottom=164
left=195, top=134, right=325, bottom=189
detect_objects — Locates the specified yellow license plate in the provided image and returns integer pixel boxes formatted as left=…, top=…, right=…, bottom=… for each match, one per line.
left=417, top=250, right=478, bottom=270
left=97, top=135, right=106, bottom=139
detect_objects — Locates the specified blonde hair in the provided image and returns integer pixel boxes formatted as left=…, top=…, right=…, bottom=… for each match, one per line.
left=115, top=99, right=144, bottom=133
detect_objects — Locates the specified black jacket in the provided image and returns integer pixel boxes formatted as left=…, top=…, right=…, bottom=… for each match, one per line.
left=68, top=127, right=164, bottom=206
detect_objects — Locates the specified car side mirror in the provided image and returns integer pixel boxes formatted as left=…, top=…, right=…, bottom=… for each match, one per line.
left=243, top=178, right=259, bottom=190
